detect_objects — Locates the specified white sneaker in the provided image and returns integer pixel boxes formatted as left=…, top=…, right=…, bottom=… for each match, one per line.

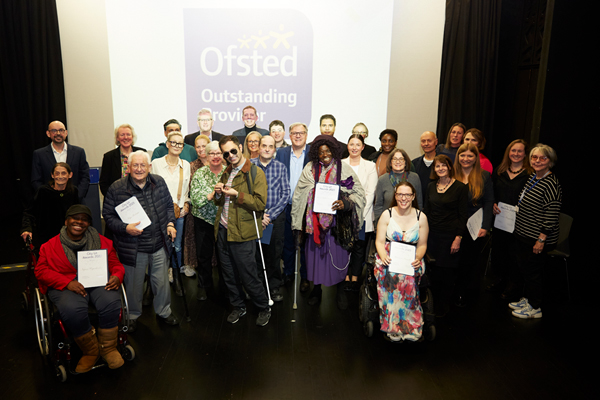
left=512, top=304, right=542, bottom=319
left=183, top=265, right=196, bottom=277
left=508, top=297, right=529, bottom=310
left=168, top=268, right=173, bottom=283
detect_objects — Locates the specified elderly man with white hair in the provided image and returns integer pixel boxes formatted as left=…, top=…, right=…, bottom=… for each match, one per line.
left=103, top=150, right=179, bottom=332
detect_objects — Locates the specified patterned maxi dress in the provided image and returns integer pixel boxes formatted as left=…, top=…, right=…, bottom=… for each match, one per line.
left=374, top=208, right=424, bottom=341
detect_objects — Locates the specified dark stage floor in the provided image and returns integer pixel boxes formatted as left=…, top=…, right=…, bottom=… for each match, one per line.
left=0, top=258, right=592, bottom=400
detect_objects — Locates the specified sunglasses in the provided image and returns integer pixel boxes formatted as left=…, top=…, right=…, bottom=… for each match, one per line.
left=223, top=148, right=239, bottom=159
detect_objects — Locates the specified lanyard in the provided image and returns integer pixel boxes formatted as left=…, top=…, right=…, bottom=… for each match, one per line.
left=518, top=172, right=549, bottom=207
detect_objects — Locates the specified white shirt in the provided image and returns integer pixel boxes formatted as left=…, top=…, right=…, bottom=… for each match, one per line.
left=151, top=156, right=191, bottom=208
left=52, top=142, right=68, bottom=163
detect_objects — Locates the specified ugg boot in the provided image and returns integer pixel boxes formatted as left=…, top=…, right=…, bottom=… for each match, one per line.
left=73, top=328, right=100, bottom=373
left=97, top=327, right=124, bottom=369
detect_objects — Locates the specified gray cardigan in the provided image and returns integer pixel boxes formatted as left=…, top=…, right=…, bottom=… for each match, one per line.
left=373, top=171, right=422, bottom=224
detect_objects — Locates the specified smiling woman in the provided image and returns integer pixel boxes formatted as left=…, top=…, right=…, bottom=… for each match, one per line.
left=291, top=134, right=365, bottom=310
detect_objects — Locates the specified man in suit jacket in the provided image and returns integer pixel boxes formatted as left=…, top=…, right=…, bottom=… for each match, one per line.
left=31, top=120, right=90, bottom=199
left=184, top=108, right=223, bottom=146
left=274, top=122, right=311, bottom=292
left=232, top=105, right=268, bottom=146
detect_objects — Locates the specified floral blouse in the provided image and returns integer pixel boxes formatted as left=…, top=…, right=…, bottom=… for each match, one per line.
left=190, top=164, right=226, bottom=225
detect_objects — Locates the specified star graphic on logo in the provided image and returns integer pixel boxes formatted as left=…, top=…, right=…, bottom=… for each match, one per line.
left=270, top=24, right=294, bottom=49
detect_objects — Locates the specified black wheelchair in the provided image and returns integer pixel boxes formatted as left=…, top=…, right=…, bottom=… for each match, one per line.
left=33, top=284, right=135, bottom=382
left=359, top=248, right=436, bottom=342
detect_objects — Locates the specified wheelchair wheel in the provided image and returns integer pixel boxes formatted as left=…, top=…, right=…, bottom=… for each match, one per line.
left=364, top=321, right=374, bottom=338
left=425, top=325, right=436, bottom=342
left=33, top=288, right=52, bottom=356
left=55, top=364, right=67, bottom=382
left=122, top=344, right=135, bottom=361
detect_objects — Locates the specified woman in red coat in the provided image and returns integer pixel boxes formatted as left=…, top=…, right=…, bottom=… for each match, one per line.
left=35, top=205, right=125, bottom=373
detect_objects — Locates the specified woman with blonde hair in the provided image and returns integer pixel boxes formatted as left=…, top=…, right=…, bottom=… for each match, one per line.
left=243, top=131, right=262, bottom=160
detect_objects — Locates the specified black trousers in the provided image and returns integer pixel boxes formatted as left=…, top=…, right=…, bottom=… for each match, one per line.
left=217, top=226, right=268, bottom=310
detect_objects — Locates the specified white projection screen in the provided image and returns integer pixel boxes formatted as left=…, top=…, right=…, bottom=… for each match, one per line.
left=56, top=0, right=445, bottom=167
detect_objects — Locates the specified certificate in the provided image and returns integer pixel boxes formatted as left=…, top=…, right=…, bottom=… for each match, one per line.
left=467, top=208, right=483, bottom=240
left=388, top=241, right=416, bottom=276
left=115, top=196, right=151, bottom=230
left=493, top=202, right=516, bottom=233
left=77, top=249, right=109, bottom=288
left=312, top=183, right=340, bottom=215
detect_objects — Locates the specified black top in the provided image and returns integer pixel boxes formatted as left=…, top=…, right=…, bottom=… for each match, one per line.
left=21, top=184, right=79, bottom=248
left=493, top=170, right=529, bottom=206
left=424, top=180, right=468, bottom=237
left=466, top=170, right=495, bottom=231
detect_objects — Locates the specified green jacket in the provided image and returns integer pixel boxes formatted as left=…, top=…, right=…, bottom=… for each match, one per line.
left=214, top=158, right=267, bottom=242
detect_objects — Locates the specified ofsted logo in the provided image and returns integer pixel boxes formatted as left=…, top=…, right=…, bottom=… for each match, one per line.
left=184, top=9, right=313, bottom=136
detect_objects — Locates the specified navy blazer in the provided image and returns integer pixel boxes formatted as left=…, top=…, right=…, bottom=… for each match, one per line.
left=31, top=144, right=90, bottom=198
left=274, top=145, right=311, bottom=178
left=99, top=146, right=146, bottom=196
left=184, top=130, right=224, bottom=146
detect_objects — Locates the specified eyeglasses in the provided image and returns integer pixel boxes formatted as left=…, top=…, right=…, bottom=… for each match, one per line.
left=531, top=155, right=548, bottom=161
left=49, top=129, right=66, bottom=134
left=395, top=193, right=414, bottom=199
left=169, top=141, right=184, bottom=148
left=352, top=131, right=367, bottom=135
left=223, top=148, right=239, bottom=159
left=247, top=140, right=260, bottom=145
left=290, top=131, right=306, bottom=137
left=208, top=152, right=222, bottom=157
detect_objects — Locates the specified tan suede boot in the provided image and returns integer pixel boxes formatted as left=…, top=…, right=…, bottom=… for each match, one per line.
left=97, top=327, right=124, bottom=369
left=73, top=328, right=100, bottom=373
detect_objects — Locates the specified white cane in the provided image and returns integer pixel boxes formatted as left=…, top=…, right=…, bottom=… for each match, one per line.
left=293, top=245, right=299, bottom=310
left=253, top=211, right=274, bottom=306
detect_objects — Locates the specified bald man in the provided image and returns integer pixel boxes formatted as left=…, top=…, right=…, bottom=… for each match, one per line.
left=31, top=120, right=90, bottom=200
left=411, top=131, right=438, bottom=201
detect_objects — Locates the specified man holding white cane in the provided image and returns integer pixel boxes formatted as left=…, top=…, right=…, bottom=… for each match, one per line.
left=214, top=136, right=271, bottom=326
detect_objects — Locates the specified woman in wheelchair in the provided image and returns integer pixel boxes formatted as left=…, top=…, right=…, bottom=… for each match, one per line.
left=35, top=205, right=125, bottom=373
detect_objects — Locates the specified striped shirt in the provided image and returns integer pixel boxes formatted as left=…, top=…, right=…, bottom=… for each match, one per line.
left=515, top=173, right=562, bottom=245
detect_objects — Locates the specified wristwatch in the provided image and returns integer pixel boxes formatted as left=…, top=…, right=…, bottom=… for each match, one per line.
left=537, top=237, right=545, bottom=243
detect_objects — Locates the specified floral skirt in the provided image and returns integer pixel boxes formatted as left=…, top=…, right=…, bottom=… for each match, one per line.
left=374, top=245, right=424, bottom=341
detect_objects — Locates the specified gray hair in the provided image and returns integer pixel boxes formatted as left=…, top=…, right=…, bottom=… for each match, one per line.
left=128, top=150, right=151, bottom=166
left=197, top=108, right=213, bottom=119
left=289, top=122, right=308, bottom=133
left=530, top=143, right=557, bottom=168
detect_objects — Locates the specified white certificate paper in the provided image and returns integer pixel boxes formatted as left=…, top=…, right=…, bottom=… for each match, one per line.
left=115, top=196, right=151, bottom=230
left=493, top=202, right=516, bottom=233
left=388, top=241, right=416, bottom=276
left=467, top=208, right=483, bottom=240
left=312, top=183, right=340, bottom=215
left=77, top=250, right=109, bottom=288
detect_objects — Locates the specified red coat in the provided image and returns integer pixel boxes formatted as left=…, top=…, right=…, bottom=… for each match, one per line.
left=35, top=234, right=125, bottom=294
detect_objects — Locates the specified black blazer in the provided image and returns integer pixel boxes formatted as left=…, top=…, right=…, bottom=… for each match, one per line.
left=184, top=130, right=224, bottom=146
left=31, top=144, right=90, bottom=199
left=99, top=146, right=146, bottom=196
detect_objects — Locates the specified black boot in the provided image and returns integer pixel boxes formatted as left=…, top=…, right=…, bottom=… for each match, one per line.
left=308, top=284, right=322, bottom=306
left=336, top=283, right=348, bottom=310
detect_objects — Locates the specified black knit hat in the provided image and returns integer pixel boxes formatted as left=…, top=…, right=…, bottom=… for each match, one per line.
left=65, top=204, right=92, bottom=221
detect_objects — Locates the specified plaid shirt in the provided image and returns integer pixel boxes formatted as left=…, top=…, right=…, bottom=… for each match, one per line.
left=251, top=158, right=290, bottom=220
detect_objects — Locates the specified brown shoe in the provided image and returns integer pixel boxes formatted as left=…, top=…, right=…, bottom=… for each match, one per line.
left=73, top=328, right=100, bottom=373
left=97, top=327, right=124, bottom=369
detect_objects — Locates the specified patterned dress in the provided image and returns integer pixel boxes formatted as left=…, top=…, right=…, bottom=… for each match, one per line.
left=374, top=208, right=424, bottom=341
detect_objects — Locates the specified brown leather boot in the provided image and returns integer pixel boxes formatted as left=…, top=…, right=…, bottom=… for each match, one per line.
left=97, top=327, right=124, bottom=369
left=73, top=328, right=100, bottom=373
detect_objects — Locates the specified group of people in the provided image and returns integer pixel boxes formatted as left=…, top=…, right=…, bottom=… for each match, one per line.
left=22, top=108, right=562, bottom=369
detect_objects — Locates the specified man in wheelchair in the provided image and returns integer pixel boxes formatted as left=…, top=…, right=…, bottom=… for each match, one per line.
left=35, top=205, right=125, bottom=373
